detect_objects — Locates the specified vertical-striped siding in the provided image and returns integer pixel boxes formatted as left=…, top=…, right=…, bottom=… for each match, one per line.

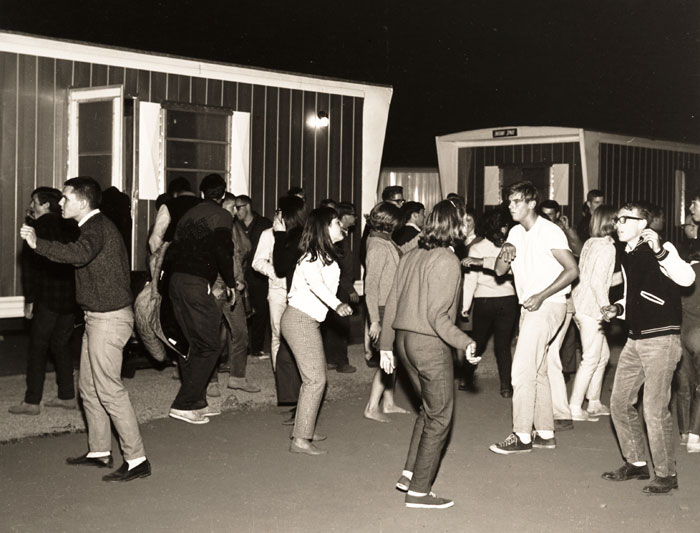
left=460, top=142, right=583, bottom=222
left=599, top=143, right=700, bottom=243
left=0, top=51, right=364, bottom=297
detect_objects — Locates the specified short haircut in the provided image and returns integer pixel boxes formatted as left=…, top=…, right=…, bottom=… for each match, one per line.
left=168, top=177, right=192, bottom=195
left=507, top=180, right=539, bottom=205
left=419, top=199, right=467, bottom=250
left=319, top=198, right=338, bottom=210
left=619, top=201, right=651, bottom=224
left=381, top=185, right=404, bottom=201
left=199, top=174, right=226, bottom=200
left=222, top=191, right=236, bottom=203
left=446, top=192, right=464, bottom=202
left=236, top=195, right=252, bottom=206
left=278, top=195, right=306, bottom=231
left=400, top=201, right=424, bottom=223
left=688, top=188, right=700, bottom=202
left=32, top=186, right=62, bottom=214
left=587, top=189, right=604, bottom=202
left=64, top=176, right=102, bottom=209
left=368, top=202, right=401, bottom=233
left=287, top=186, right=305, bottom=198
left=590, top=204, right=617, bottom=238
left=336, top=201, right=356, bottom=218
left=539, top=199, right=561, bottom=218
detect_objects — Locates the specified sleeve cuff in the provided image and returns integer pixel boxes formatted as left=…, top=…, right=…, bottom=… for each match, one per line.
left=655, top=248, right=669, bottom=261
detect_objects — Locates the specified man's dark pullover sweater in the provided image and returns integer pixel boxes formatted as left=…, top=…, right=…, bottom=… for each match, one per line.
left=35, top=213, right=132, bottom=313
left=620, top=240, right=682, bottom=340
left=169, top=200, right=235, bottom=287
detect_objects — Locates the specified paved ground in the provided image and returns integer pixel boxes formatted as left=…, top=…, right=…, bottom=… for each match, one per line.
left=1, top=343, right=700, bottom=532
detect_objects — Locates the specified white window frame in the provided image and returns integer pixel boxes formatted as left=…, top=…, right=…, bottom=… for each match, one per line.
left=68, top=85, right=124, bottom=188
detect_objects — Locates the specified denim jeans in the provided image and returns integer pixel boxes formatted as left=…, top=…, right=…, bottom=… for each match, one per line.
left=675, top=328, right=700, bottom=436
left=570, top=313, right=610, bottom=409
left=611, top=335, right=681, bottom=477
left=79, top=306, right=145, bottom=460
left=511, top=302, right=566, bottom=435
left=25, top=303, right=75, bottom=404
left=394, top=330, right=454, bottom=494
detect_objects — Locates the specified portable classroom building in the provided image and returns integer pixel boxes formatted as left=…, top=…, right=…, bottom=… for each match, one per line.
left=0, top=32, right=393, bottom=318
left=436, top=126, right=700, bottom=239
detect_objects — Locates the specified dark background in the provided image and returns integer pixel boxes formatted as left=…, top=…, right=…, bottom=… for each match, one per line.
left=2, top=0, right=699, bottom=167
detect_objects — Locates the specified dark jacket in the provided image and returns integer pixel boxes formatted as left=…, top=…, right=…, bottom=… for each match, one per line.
left=273, top=227, right=303, bottom=293
left=22, top=213, right=79, bottom=314
left=168, top=200, right=236, bottom=288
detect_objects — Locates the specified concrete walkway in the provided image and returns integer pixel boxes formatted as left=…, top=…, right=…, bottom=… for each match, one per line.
left=1, top=344, right=699, bottom=532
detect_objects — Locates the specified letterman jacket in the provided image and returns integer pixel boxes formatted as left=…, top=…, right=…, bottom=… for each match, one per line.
left=616, top=239, right=695, bottom=340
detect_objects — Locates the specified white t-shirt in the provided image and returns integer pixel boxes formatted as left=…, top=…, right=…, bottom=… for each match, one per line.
left=506, top=216, right=571, bottom=304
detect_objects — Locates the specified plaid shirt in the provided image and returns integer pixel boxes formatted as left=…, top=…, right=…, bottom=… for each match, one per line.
left=22, top=213, right=78, bottom=315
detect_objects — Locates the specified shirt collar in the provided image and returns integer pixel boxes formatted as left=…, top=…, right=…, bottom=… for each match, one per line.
left=78, top=209, right=100, bottom=227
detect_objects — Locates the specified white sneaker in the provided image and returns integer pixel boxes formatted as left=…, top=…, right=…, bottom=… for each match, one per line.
left=570, top=407, right=599, bottom=422
left=587, top=403, right=611, bottom=417
left=196, top=405, right=222, bottom=417
left=687, top=434, right=700, bottom=453
left=169, top=408, right=210, bottom=424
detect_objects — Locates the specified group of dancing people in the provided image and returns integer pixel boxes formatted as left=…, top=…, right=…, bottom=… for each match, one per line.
left=16, top=174, right=700, bottom=507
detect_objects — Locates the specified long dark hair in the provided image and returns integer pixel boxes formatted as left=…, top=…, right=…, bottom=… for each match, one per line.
left=298, top=207, right=339, bottom=265
left=476, top=208, right=509, bottom=247
left=278, top=195, right=306, bottom=231
left=419, top=199, right=467, bottom=250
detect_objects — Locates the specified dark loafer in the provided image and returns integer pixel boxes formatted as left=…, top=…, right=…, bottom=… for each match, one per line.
left=66, top=453, right=113, bottom=468
left=642, top=475, right=678, bottom=494
left=602, top=462, right=650, bottom=481
left=102, top=460, right=151, bottom=482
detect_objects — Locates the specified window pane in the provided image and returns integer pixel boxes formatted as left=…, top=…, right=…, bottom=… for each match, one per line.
left=79, top=155, right=112, bottom=191
left=79, top=101, right=112, bottom=154
left=166, top=141, right=227, bottom=171
left=167, top=110, right=228, bottom=142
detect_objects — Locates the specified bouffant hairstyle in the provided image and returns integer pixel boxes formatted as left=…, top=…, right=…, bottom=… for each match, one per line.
left=298, top=207, right=339, bottom=266
left=368, top=202, right=401, bottom=233
left=278, top=195, right=306, bottom=231
left=476, top=208, right=509, bottom=247
left=419, top=199, right=467, bottom=250
left=589, top=204, right=617, bottom=238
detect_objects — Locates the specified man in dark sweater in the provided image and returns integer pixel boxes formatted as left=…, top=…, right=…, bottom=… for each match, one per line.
left=234, top=194, right=272, bottom=357
left=20, top=177, right=150, bottom=483
left=601, top=201, right=695, bottom=494
left=10, top=187, right=79, bottom=416
left=148, top=176, right=201, bottom=254
left=167, top=173, right=236, bottom=424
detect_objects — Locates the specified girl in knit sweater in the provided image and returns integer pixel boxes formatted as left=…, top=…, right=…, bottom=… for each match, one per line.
left=364, top=202, right=410, bottom=422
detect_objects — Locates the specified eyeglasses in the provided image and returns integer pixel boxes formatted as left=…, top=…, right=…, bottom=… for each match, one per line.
left=613, top=215, right=645, bottom=225
left=391, top=198, right=405, bottom=205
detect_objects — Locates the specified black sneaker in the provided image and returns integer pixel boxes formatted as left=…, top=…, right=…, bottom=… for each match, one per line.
left=489, top=433, right=532, bottom=455
left=405, top=492, right=454, bottom=509
left=532, top=434, right=556, bottom=449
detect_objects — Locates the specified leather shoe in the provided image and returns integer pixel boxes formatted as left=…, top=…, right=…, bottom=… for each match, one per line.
left=554, top=419, right=574, bottom=431
left=289, top=441, right=327, bottom=456
left=102, top=460, right=152, bottom=482
left=602, top=462, right=650, bottom=481
left=66, top=453, right=113, bottom=468
left=642, top=475, right=678, bottom=494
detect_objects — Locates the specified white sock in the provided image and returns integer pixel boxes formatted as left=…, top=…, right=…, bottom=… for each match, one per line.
left=407, top=490, right=427, bottom=497
left=688, top=433, right=700, bottom=444
left=516, top=432, right=531, bottom=444
left=537, top=430, right=554, bottom=440
left=86, top=451, right=110, bottom=458
left=126, top=456, right=147, bottom=470
left=402, top=470, right=413, bottom=479
left=631, top=461, right=647, bottom=467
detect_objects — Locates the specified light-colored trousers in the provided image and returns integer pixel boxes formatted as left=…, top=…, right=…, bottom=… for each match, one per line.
left=268, top=286, right=288, bottom=369
left=511, top=302, right=566, bottom=435
left=79, top=307, right=145, bottom=460
left=570, top=313, right=610, bottom=408
left=280, top=305, right=326, bottom=440
left=547, top=310, right=573, bottom=420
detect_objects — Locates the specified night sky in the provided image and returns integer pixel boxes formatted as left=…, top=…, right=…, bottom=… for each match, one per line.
left=2, top=0, right=699, bottom=167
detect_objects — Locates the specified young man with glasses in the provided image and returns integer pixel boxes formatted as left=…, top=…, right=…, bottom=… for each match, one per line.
left=600, top=202, right=695, bottom=493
